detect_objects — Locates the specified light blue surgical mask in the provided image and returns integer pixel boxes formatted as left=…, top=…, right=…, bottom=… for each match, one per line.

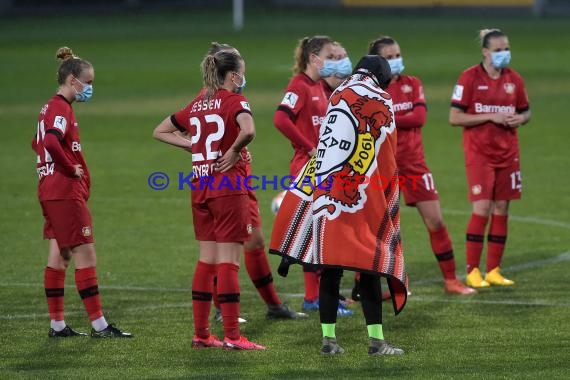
left=491, top=50, right=511, bottom=69
left=74, top=77, right=93, bottom=102
left=333, top=57, right=353, bottom=78
left=387, top=57, right=405, bottom=76
left=233, top=72, right=247, bottom=93
left=319, top=59, right=337, bottom=78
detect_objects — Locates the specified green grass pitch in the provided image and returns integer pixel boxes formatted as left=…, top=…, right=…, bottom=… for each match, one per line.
left=0, top=8, right=569, bottom=379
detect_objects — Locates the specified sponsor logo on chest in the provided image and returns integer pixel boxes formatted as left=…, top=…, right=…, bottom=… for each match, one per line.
left=474, top=103, right=515, bottom=114
left=393, top=101, right=413, bottom=112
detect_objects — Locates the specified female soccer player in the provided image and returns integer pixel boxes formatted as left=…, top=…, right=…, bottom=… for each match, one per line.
left=449, top=29, right=531, bottom=287
left=368, top=36, right=476, bottom=295
left=153, top=50, right=265, bottom=350
left=203, top=43, right=307, bottom=322
left=274, top=36, right=353, bottom=314
left=32, top=47, right=131, bottom=338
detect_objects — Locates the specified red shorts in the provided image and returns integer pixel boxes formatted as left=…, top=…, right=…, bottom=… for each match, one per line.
left=192, top=194, right=252, bottom=243
left=41, top=199, right=94, bottom=249
left=248, top=189, right=262, bottom=229
left=290, top=152, right=310, bottom=178
left=398, top=161, right=439, bottom=206
left=465, top=163, right=522, bottom=202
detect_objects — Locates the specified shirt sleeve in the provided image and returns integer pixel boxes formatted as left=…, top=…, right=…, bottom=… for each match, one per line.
left=273, top=109, right=314, bottom=152
left=450, top=70, right=472, bottom=111
left=171, top=107, right=189, bottom=133
left=515, top=74, right=530, bottom=113
left=44, top=131, right=77, bottom=177
left=276, top=81, right=306, bottom=122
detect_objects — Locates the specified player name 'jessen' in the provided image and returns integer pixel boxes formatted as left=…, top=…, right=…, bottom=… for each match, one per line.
left=190, top=98, right=222, bottom=113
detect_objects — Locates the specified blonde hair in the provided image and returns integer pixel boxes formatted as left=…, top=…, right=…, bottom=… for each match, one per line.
left=55, top=46, right=92, bottom=85
left=293, top=35, right=333, bottom=74
left=478, top=28, right=506, bottom=48
left=201, top=50, right=242, bottom=98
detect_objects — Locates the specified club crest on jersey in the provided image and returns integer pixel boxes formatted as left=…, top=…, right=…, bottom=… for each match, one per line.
left=401, top=84, right=412, bottom=93
left=280, top=92, right=298, bottom=108
left=82, top=226, right=92, bottom=237
left=471, top=185, right=482, bottom=195
left=247, top=224, right=253, bottom=234
left=300, top=85, right=394, bottom=220
left=53, top=116, right=67, bottom=134
left=504, top=83, right=515, bottom=94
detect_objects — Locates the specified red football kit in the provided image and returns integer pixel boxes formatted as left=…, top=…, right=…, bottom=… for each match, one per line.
left=387, top=75, right=438, bottom=206
left=274, top=73, right=329, bottom=176
left=171, top=89, right=252, bottom=242
left=32, top=94, right=93, bottom=249
left=451, top=64, right=529, bottom=201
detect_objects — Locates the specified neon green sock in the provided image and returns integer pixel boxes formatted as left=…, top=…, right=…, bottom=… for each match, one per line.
left=321, top=323, right=336, bottom=338
left=367, top=324, right=384, bottom=340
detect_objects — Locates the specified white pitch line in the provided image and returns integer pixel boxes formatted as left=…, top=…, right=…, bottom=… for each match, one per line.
left=439, top=208, right=570, bottom=230
left=0, top=303, right=191, bottom=320
left=405, top=297, right=570, bottom=308
left=412, top=250, right=570, bottom=285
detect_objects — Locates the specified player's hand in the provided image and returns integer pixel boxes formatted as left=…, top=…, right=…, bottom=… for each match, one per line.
left=505, top=114, right=524, bottom=128
left=490, top=113, right=509, bottom=126
left=73, top=164, right=84, bottom=179
left=242, top=149, right=252, bottom=163
left=215, top=150, right=240, bottom=173
left=308, top=148, right=317, bottom=157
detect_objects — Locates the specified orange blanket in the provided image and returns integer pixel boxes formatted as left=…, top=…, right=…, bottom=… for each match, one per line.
left=270, top=74, right=408, bottom=314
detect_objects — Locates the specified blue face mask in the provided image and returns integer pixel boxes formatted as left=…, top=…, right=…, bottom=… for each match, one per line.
left=333, top=57, right=353, bottom=78
left=491, top=50, right=511, bottom=69
left=233, top=72, right=247, bottom=93
left=387, top=57, right=405, bottom=76
left=319, top=59, right=337, bottom=78
left=74, top=78, right=93, bottom=102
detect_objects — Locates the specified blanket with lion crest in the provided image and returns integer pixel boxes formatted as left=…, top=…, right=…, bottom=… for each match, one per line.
left=269, top=72, right=408, bottom=314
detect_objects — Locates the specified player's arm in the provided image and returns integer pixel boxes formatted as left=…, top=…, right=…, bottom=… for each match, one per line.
left=216, top=112, right=255, bottom=173
left=395, top=105, right=426, bottom=129
left=43, top=130, right=82, bottom=178
left=152, top=116, right=192, bottom=149
left=274, top=108, right=316, bottom=155
left=449, top=107, right=509, bottom=128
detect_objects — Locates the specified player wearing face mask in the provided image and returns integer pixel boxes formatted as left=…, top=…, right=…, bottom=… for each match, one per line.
left=449, top=29, right=531, bottom=288
left=320, top=42, right=353, bottom=99
left=362, top=36, right=476, bottom=297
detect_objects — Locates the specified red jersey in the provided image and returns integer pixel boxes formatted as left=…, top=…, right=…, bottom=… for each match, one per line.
left=33, top=95, right=90, bottom=201
left=386, top=75, right=427, bottom=166
left=451, top=64, right=529, bottom=167
left=276, top=73, right=328, bottom=155
left=171, top=89, right=251, bottom=204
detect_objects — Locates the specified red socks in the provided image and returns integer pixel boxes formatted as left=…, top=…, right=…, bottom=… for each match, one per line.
left=44, top=267, right=65, bottom=321
left=466, top=214, right=489, bottom=273
left=217, top=263, right=241, bottom=340
left=75, top=267, right=103, bottom=321
left=303, top=269, right=320, bottom=302
left=428, top=226, right=456, bottom=280
left=245, top=248, right=282, bottom=306
left=191, top=261, right=217, bottom=339
left=486, top=215, right=508, bottom=272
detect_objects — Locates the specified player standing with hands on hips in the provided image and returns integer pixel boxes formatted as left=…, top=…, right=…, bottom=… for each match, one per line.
left=32, top=47, right=131, bottom=338
left=449, top=29, right=531, bottom=287
left=153, top=50, right=265, bottom=350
